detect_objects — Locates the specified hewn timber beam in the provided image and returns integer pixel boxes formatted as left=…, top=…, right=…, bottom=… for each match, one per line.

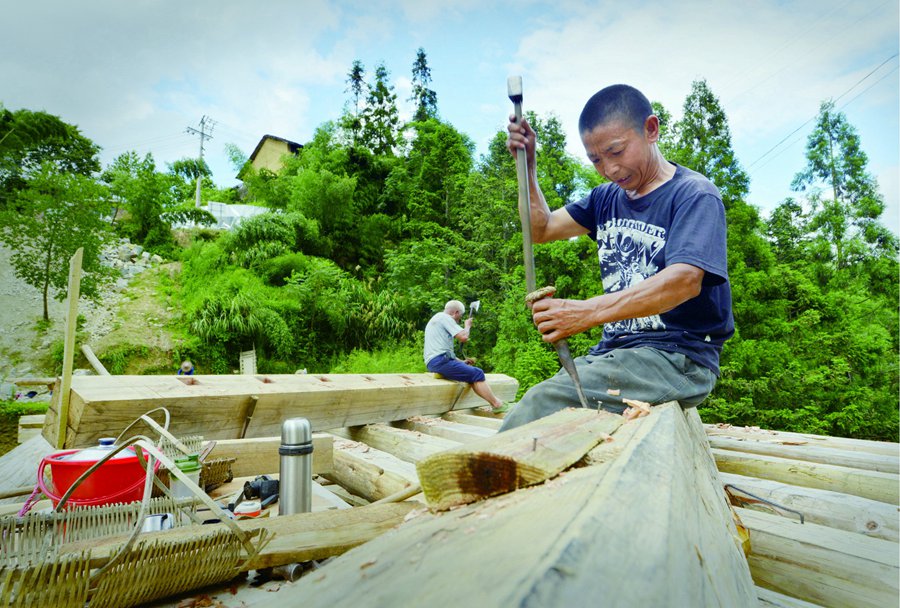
left=705, top=424, right=898, bottom=458
left=721, top=472, right=899, bottom=542
left=441, top=411, right=503, bottom=430
left=322, top=436, right=422, bottom=503
left=417, top=408, right=624, bottom=511
left=331, top=424, right=459, bottom=464
left=393, top=416, right=495, bottom=443
left=42, top=373, right=518, bottom=449
left=739, top=507, right=899, bottom=608
left=271, top=403, right=757, bottom=606
left=205, top=434, right=333, bottom=477
left=712, top=448, right=900, bottom=505
left=59, top=502, right=417, bottom=570
left=709, top=435, right=899, bottom=474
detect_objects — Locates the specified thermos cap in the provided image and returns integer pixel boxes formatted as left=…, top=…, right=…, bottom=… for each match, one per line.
left=281, top=417, right=312, bottom=445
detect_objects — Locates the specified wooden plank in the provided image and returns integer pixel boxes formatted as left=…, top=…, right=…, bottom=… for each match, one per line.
left=41, top=373, right=519, bottom=448
left=322, top=437, right=422, bottom=503
left=57, top=247, right=83, bottom=449
left=272, top=403, right=757, bottom=606
left=330, top=424, right=459, bottom=464
left=417, top=408, right=623, bottom=511
left=59, top=502, right=417, bottom=570
left=394, top=416, right=495, bottom=443
left=713, top=448, right=900, bottom=505
left=705, top=424, right=898, bottom=458
left=710, top=435, right=899, bottom=474
left=205, top=434, right=333, bottom=477
left=721, top=472, right=899, bottom=542
left=17, top=414, right=45, bottom=444
left=0, top=435, right=55, bottom=503
left=756, top=587, right=824, bottom=607
left=739, top=507, right=899, bottom=608
left=9, top=377, right=56, bottom=387
left=441, top=410, right=503, bottom=430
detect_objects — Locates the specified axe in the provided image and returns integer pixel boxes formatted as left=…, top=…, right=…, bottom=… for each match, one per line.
left=508, top=75, right=590, bottom=409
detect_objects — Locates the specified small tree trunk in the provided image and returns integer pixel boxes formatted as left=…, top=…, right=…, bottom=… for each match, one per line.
left=42, top=249, right=52, bottom=322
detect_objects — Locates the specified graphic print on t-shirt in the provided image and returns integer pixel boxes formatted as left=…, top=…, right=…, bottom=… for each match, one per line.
left=596, top=218, right=667, bottom=336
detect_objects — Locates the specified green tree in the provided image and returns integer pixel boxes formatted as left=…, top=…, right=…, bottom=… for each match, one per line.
left=0, top=106, right=100, bottom=209
left=101, top=152, right=176, bottom=250
left=361, top=63, right=400, bottom=155
left=409, top=48, right=438, bottom=122
left=670, top=79, right=770, bottom=272
left=791, top=100, right=895, bottom=270
left=340, top=60, right=367, bottom=145
left=0, top=162, right=112, bottom=321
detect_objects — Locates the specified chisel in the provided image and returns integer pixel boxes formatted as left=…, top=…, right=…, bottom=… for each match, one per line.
left=508, top=75, right=591, bottom=409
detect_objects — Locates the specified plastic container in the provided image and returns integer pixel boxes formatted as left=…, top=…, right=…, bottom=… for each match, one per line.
left=38, top=438, right=157, bottom=509
left=170, top=454, right=201, bottom=500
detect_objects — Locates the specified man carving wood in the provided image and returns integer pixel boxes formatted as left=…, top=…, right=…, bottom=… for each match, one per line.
left=501, top=84, right=734, bottom=430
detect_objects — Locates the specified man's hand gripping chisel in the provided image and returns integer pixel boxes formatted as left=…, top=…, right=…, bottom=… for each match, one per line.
left=508, top=75, right=590, bottom=410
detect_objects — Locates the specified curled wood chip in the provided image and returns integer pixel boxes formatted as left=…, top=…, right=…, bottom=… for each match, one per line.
left=622, top=398, right=652, bottom=420
left=606, top=388, right=621, bottom=396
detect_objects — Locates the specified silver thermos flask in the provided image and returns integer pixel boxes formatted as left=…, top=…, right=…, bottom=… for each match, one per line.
left=279, top=417, right=312, bottom=515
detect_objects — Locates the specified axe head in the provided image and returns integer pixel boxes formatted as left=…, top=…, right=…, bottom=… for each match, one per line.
left=468, top=300, right=481, bottom=317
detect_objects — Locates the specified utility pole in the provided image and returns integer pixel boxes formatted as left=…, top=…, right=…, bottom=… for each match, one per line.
left=185, top=115, right=215, bottom=207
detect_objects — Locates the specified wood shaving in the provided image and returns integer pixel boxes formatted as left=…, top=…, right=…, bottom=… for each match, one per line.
left=622, top=398, right=652, bottom=421
left=606, top=388, right=621, bottom=396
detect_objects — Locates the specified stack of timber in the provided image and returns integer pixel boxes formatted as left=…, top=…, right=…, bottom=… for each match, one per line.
left=0, top=373, right=896, bottom=607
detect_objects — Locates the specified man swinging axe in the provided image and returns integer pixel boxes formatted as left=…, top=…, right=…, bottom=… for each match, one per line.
left=424, top=299, right=506, bottom=411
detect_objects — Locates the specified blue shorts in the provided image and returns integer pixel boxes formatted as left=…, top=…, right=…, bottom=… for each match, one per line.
left=426, top=354, right=486, bottom=383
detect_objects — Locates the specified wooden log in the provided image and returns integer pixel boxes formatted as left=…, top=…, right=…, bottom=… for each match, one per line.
left=705, top=424, right=898, bottom=458
left=322, top=437, right=422, bottom=503
left=80, top=344, right=110, bottom=376
left=709, top=435, right=899, bottom=474
left=41, top=373, right=519, bottom=448
left=441, top=410, right=503, bottom=430
left=713, top=448, right=900, bottom=505
left=417, top=408, right=623, bottom=511
left=739, top=507, right=899, bottom=608
left=394, top=416, right=495, bottom=443
left=59, top=501, right=417, bottom=570
left=756, top=586, right=824, bottom=607
left=330, top=424, right=459, bottom=464
left=273, top=403, right=757, bottom=606
left=205, top=434, right=333, bottom=477
left=721, top=472, right=899, bottom=542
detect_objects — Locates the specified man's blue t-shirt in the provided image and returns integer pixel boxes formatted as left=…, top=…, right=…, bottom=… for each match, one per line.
left=565, top=163, right=734, bottom=375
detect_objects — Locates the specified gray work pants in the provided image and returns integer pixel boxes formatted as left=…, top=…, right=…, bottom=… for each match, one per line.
left=499, top=347, right=717, bottom=432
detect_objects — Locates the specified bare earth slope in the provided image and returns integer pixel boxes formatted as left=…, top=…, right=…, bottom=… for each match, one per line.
left=0, top=244, right=180, bottom=380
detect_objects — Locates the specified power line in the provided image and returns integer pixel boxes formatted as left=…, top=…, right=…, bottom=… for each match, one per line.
left=747, top=53, right=898, bottom=169
left=749, top=63, right=898, bottom=174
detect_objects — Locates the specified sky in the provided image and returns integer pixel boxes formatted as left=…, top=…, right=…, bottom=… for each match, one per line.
left=3, top=0, right=898, bottom=234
